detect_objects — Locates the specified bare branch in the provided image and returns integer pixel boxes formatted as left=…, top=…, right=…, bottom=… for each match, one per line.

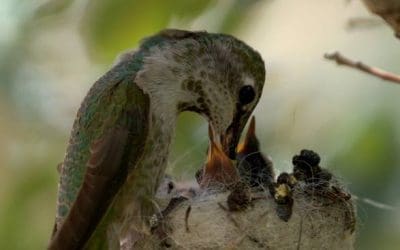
left=346, top=17, right=383, bottom=31
left=324, top=51, right=400, bottom=84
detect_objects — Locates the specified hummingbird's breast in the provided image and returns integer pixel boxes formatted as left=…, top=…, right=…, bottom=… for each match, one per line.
left=112, top=107, right=177, bottom=235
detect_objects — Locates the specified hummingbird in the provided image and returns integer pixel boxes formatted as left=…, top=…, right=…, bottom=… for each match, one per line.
left=49, top=29, right=265, bottom=249
left=236, top=116, right=274, bottom=189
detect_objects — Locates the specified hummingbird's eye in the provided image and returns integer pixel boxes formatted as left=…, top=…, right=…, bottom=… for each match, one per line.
left=239, top=85, right=256, bottom=105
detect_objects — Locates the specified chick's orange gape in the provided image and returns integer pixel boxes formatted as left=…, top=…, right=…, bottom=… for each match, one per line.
left=199, top=126, right=240, bottom=190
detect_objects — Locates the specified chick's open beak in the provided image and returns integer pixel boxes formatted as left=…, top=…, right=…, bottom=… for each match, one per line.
left=200, top=125, right=239, bottom=189
left=237, top=116, right=257, bottom=154
left=207, top=125, right=230, bottom=164
left=207, top=138, right=231, bottom=169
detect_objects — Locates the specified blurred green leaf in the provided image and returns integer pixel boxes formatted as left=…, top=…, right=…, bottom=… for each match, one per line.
left=0, top=165, right=57, bottom=250
left=331, top=112, right=398, bottom=193
left=81, top=0, right=214, bottom=62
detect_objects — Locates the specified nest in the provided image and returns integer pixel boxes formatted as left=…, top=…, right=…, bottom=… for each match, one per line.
left=128, top=150, right=357, bottom=250
left=121, top=117, right=356, bottom=250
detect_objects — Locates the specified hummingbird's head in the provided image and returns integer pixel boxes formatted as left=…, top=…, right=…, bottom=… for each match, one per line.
left=209, top=68, right=265, bottom=160
left=137, top=29, right=265, bottom=159
left=172, top=31, right=265, bottom=159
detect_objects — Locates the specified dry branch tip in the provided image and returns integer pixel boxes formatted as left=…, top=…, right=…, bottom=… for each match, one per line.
left=324, top=51, right=400, bottom=84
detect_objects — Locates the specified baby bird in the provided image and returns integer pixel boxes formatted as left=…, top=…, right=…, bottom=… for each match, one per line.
left=198, top=126, right=240, bottom=190
left=236, top=117, right=274, bottom=189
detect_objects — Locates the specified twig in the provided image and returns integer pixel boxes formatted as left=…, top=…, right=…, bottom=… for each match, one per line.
left=346, top=17, right=382, bottom=30
left=324, top=51, right=400, bottom=84
left=160, top=196, right=188, bottom=218
left=296, top=216, right=304, bottom=250
left=352, top=195, right=396, bottom=210
left=185, top=205, right=191, bottom=232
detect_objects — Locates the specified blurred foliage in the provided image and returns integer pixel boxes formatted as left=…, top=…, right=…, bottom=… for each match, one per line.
left=80, top=0, right=215, bottom=61
left=333, top=113, right=398, bottom=189
left=1, top=0, right=400, bottom=249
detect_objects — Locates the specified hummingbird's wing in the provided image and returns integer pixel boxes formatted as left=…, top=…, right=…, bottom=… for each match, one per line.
left=49, top=64, right=150, bottom=249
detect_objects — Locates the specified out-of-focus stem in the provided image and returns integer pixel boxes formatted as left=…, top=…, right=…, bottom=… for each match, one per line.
left=324, top=51, right=400, bottom=84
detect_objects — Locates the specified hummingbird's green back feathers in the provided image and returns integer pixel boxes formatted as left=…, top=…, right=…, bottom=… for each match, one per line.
left=50, top=58, right=150, bottom=249
left=52, top=31, right=189, bottom=231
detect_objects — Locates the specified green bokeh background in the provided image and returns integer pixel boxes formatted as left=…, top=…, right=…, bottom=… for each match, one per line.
left=1, top=0, right=400, bottom=249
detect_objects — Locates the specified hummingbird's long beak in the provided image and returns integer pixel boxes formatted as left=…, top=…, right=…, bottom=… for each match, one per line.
left=220, top=105, right=251, bottom=159
left=207, top=134, right=230, bottom=167
left=207, top=125, right=230, bottom=163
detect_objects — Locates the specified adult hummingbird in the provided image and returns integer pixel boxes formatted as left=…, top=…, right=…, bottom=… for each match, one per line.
left=49, top=29, right=265, bottom=249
